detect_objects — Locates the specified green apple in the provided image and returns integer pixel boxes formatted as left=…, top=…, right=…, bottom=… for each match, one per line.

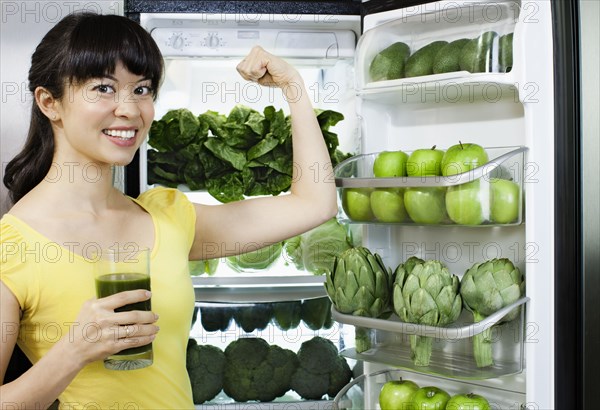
left=342, top=188, right=375, bottom=222
left=446, top=180, right=485, bottom=225
left=371, top=188, right=407, bottom=223
left=404, top=187, right=447, bottom=224
left=374, top=150, right=409, bottom=177
left=441, top=142, right=489, bottom=176
left=411, top=386, right=451, bottom=410
left=406, top=146, right=445, bottom=177
left=490, top=178, right=520, bottom=224
left=445, top=393, right=491, bottom=410
left=379, top=380, right=420, bottom=410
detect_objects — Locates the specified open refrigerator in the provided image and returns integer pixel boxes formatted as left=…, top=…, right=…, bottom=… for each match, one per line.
left=123, top=0, right=594, bottom=409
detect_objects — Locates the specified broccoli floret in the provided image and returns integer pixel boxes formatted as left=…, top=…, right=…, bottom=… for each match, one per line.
left=290, top=336, right=352, bottom=400
left=328, top=356, right=353, bottom=397
left=296, top=336, right=340, bottom=374
left=185, top=339, right=226, bottom=404
left=223, top=338, right=299, bottom=402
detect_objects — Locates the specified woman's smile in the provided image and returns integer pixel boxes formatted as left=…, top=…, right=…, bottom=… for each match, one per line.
left=103, top=128, right=138, bottom=147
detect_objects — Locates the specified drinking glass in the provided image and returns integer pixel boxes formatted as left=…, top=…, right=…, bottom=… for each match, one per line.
left=94, top=247, right=153, bottom=370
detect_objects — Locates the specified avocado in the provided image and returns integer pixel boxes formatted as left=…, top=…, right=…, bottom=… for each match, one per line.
left=272, top=301, right=302, bottom=331
left=499, top=32, right=514, bottom=72
left=404, top=40, right=448, bottom=78
left=369, top=41, right=411, bottom=82
left=301, top=297, right=332, bottom=331
left=459, top=31, right=498, bottom=73
left=432, top=38, right=471, bottom=74
left=200, top=305, right=234, bottom=332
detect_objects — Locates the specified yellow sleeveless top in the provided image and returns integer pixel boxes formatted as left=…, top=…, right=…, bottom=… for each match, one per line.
left=1, top=187, right=196, bottom=409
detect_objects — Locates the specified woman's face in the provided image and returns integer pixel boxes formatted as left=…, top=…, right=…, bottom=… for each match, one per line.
left=54, top=62, right=156, bottom=167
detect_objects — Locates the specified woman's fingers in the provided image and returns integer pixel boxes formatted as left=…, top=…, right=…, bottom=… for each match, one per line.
left=110, top=309, right=158, bottom=326
left=237, top=45, right=297, bottom=87
left=115, top=323, right=159, bottom=340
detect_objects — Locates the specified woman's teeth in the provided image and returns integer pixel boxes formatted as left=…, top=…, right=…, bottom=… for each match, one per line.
left=103, top=129, right=135, bottom=140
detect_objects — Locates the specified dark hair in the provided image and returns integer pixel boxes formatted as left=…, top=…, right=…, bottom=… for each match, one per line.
left=3, top=12, right=163, bottom=204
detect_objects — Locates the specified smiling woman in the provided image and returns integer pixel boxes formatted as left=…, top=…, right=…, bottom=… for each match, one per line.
left=3, top=13, right=163, bottom=204
left=1, top=10, right=337, bottom=410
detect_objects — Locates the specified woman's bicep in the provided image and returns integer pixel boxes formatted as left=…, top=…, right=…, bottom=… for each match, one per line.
left=0, top=282, right=21, bottom=384
left=189, top=194, right=332, bottom=261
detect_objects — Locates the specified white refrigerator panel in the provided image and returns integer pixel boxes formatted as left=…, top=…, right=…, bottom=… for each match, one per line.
left=351, top=1, right=555, bottom=409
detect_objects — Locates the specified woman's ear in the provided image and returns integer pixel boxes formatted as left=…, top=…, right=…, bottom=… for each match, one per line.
left=34, top=87, right=60, bottom=122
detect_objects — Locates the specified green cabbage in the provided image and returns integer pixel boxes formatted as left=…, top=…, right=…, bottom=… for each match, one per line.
left=226, top=242, right=283, bottom=272
left=283, top=218, right=352, bottom=275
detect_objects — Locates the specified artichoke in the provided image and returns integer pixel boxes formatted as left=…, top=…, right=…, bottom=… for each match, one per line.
left=461, top=258, right=525, bottom=367
left=393, top=258, right=462, bottom=366
left=324, top=247, right=393, bottom=353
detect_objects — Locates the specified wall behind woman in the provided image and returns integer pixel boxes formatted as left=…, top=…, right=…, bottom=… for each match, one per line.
left=0, top=1, right=124, bottom=216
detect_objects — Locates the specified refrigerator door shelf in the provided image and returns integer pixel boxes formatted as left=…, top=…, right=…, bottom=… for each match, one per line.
left=335, top=146, right=527, bottom=226
left=333, top=368, right=525, bottom=410
left=357, top=73, right=518, bottom=105
left=356, top=1, right=519, bottom=90
left=331, top=296, right=528, bottom=339
left=332, top=297, right=528, bottom=380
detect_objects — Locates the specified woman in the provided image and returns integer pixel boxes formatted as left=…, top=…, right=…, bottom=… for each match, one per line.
left=0, top=12, right=337, bottom=409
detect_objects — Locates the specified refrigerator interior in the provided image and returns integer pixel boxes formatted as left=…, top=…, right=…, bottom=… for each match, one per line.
left=138, top=12, right=363, bottom=408
left=139, top=13, right=362, bottom=279
left=136, top=0, right=556, bottom=408
left=338, top=0, right=554, bottom=409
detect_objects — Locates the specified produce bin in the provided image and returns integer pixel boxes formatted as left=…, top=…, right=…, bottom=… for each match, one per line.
left=331, top=297, right=528, bottom=380
left=356, top=1, right=519, bottom=91
left=334, top=146, right=527, bottom=226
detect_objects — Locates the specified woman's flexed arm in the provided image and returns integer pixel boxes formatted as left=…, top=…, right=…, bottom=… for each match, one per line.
left=189, top=46, right=338, bottom=260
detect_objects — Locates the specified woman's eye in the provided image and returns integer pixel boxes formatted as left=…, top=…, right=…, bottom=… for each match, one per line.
left=133, top=86, right=154, bottom=96
left=94, top=84, right=115, bottom=94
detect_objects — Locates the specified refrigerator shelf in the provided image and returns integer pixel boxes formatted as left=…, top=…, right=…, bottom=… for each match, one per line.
left=192, top=274, right=327, bottom=303
left=334, top=146, right=527, bottom=226
left=333, top=369, right=526, bottom=410
left=357, top=72, right=518, bottom=105
left=355, top=1, right=519, bottom=91
left=195, top=400, right=334, bottom=410
left=331, top=297, right=528, bottom=339
left=332, top=298, right=528, bottom=379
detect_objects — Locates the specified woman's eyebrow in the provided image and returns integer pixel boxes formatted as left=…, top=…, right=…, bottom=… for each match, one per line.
left=100, top=74, right=151, bottom=84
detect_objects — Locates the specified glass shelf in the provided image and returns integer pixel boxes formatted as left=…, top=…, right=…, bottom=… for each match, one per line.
left=334, top=146, right=527, bottom=226
left=331, top=297, right=528, bottom=379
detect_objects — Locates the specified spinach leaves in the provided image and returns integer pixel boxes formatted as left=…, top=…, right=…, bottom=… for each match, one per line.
left=147, top=105, right=351, bottom=203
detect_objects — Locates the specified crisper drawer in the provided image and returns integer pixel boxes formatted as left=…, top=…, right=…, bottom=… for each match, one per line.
left=187, top=279, right=358, bottom=409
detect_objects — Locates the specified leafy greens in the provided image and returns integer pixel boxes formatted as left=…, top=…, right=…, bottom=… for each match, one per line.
left=147, top=105, right=352, bottom=203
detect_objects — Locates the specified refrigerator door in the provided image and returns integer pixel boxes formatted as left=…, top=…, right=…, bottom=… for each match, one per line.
left=343, top=1, right=555, bottom=409
left=580, top=1, right=600, bottom=407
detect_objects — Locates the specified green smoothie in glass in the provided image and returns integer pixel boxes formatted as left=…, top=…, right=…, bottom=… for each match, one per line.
left=93, top=247, right=153, bottom=370
left=95, top=272, right=152, bottom=356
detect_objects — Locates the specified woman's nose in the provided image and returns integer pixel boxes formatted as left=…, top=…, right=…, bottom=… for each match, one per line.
left=114, top=91, right=141, bottom=118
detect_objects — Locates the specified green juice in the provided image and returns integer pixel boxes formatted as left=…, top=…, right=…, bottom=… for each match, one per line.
left=95, top=273, right=152, bottom=356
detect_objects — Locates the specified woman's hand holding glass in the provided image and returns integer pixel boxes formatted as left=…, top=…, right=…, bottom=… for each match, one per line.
left=69, top=290, right=159, bottom=367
